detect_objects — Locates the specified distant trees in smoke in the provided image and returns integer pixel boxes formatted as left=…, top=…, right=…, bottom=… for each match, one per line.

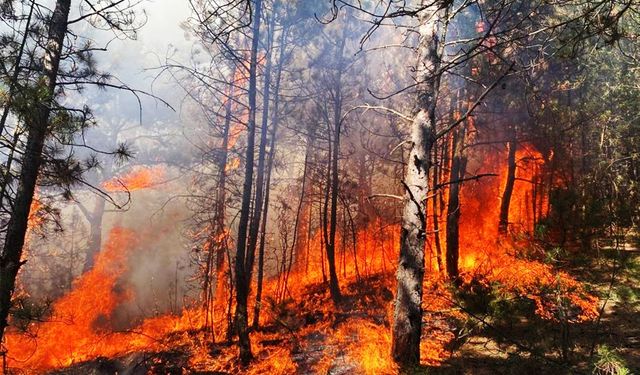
left=0, top=0, right=168, bottom=344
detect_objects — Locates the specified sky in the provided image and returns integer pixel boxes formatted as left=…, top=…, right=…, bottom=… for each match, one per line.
left=95, top=0, right=193, bottom=118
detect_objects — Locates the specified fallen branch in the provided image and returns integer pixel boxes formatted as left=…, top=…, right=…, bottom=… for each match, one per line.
left=435, top=173, right=498, bottom=189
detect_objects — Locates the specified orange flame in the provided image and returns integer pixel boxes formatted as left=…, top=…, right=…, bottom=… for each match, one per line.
left=5, top=227, right=205, bottom=372
left=27, top=197, right=45, bottom=230
left=5, top=143, right=598, bottom=373
left=102, top=166, right=166, bottom=192
left=224, top=157, right=241, bottom=172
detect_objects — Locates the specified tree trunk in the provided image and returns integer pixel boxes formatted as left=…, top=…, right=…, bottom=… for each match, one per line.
left=499, top=127, right=517, bottom=235
left=0, top=0, right=35, bottom=136
left=432, top=137, right=443, bottom=272
left=233, top=0, right=262, bottom=365
left=445, top=124, right=467, bottom=282
left=245, top=5, right=274, bottom=287
left=326, top=20, right=348, bottom=305
left=81, top=197, right=106, bottom=272
left=321, top=131, right=331, bottom=285
left=253, top=12, right=287, bottom=329
left=0, top=0, right=71, bottom=344
left=392, top=1, right=448, bottom=366
left=203, top=66, right=235, bottom=340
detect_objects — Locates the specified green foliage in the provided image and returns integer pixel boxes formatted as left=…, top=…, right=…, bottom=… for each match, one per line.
left=534, top=222, right=550, bottom=241
left=457, top=277, right=535, bottom=326
left=544, top=247, right=566, bottom=265
left=592, top=345, right=630, bottom=375
left=614, top=285, right=638, bottom=306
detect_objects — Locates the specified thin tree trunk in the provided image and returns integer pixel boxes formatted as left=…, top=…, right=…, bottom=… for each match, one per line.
left=215, top=69, right=236, bottom=273
left=305, top=200, right=312, bottom=273
left=326, top=22, right=348, bottom=305
left=245, top=5, right=274, bottom=289
left=340, top=193, right=360, bottom=281
left=225, top=246, right=234, bottom=343
left=0, top=0, right=34, bottom=136
left=202, top=68, right=235, bottom=340
left=0, top=0, right=71, bottom=344
left=498, top=127, right=517, bottom=235
left=0, top=126, right=26, bottom=209
left=392, top=1, right=449, bottom=366
left=233, top=0, right=262, bottom=365
left=445, top=124, right=467, bottom=282
left=253, top=13, right=287, bottom=329
left=321, top=133, right=331, bottom=284
left=81, top=197, right=106, bottom=272
left=277, top=145, right=310, bottom=302
left=432, top=138, right=443, bottom=272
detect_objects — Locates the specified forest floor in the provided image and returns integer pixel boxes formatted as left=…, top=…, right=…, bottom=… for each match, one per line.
left=434, top=240, right=640, bottom=374
left=44, top=239, right=640, bottom=375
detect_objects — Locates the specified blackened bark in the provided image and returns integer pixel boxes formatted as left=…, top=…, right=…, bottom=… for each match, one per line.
left=215, top=70, right=235, bottom=273
left=445, top=124, right=467, bottom=282
left=253, top=13, right=287, bottom=329
left=203, top=69, right=235, bottom=340
left=0, top=0, right=71, bottom=344
left=245, top=8, right=273, bottom=288
left=499, top=129, right=517, bottom=235
left=321, top=130, right=331, bottom=284
left=326, top=19, right=348, bottom=305
left=392, top=1, right=449, bottom=366
left=81, top=197, right=106, bottom=272
left=234, top=0, right=262, bottom=365
left=432, top=138, right=443, bottom=272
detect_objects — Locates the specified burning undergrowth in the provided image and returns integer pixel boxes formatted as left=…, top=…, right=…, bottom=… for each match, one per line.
left=4, top=235, right=597, bottom=374
left=2, top=146, right=601, bottom=374
left=4, top=226, right=204, bottom=373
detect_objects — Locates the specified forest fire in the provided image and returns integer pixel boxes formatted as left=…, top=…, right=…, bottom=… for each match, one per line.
left=4, top=227, right=206, bottom=372
left=2, top=144, right=599, bottom=374
left=6, top=228, right=139, bottom=369
left=2, top=0, right=638, bottom=374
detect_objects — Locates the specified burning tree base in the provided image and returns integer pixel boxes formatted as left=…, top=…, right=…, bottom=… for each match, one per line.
left=3, top=262, right=600, bottom=374
left=2, top=216, right=605, bottom=374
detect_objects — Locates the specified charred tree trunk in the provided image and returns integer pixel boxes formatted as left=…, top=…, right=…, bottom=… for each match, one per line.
left=233, top=0, right=262, bottom=365
left=81, top=197, right=106, bottom=272
left=499, top=127, right=517, bottom=235
left=203, top=68, right=235, bottom=340
left=432, top=136, right=443, bottom=272
left=305, top=199, right=312, bottom=273
left=253, top=14, right=287, bottom=329
left=326, top=19, right=348, bottom=305
left=215, top=71, right=236, bottom=273
left=0, top=0, right=70, bottom=344
left=326, top=129, right=343, bottom=302
left=245, top=5, right=273, bottom=288
left=321, top=132, right=331, bottom=284
left=392, top=1, right=448, bottom=366
left=445, top=124, right=467, bottom=282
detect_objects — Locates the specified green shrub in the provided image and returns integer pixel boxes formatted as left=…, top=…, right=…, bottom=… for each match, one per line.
left=592, top=345, right=630, bottom=375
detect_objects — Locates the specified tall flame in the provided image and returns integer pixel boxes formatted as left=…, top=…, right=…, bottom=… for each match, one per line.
left=5, top=227, right=204, bottom=372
